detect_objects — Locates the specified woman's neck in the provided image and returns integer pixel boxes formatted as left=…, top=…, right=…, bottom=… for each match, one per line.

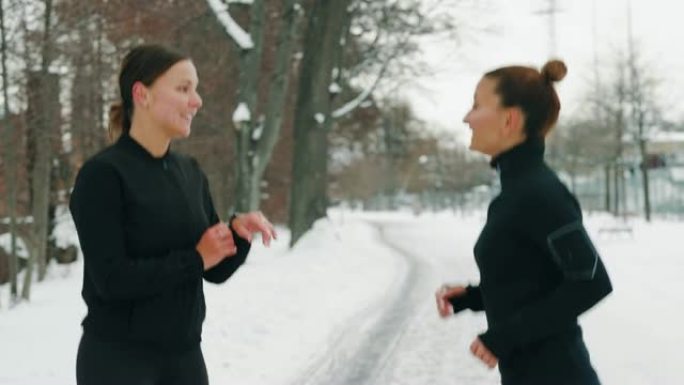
left=489, top=134, right=527, bottom=159
left=129, top=117, right=170, bottom=158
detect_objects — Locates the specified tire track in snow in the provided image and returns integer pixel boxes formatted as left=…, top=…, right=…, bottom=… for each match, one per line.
left=293, top=224, right=431, bottom=385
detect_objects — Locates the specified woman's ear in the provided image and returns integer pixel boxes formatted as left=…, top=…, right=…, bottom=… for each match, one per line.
left=504, top=107, right=525, bottom=138
left=131, top=81, right=148, bottom=108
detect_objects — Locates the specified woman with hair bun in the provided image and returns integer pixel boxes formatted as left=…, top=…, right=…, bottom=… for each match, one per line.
left=435, top=60, right=612, bottom=385
left=70, top=44, right=277, bottom=385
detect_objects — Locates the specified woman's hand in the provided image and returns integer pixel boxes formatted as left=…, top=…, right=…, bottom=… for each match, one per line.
left=470, top=337, right=498, bottom=369
left=196, top=222, right=236, bottom=270
left=435, top=284, right=466, bottom=318
left=231, top=211, right=277, bottom=246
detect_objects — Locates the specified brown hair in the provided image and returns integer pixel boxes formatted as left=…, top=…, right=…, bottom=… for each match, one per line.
left=108, top=44, right=189, bottom=141
left=484, top=59, right=567, bottom=139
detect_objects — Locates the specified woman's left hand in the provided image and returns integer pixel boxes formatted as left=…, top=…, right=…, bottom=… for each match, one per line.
left=230, top=211, right=277, bottom=246
left=470, top=337, right=498, bottom=369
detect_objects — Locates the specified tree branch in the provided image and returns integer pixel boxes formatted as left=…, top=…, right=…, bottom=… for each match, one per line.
left=206, top=0, right=254, bottom=50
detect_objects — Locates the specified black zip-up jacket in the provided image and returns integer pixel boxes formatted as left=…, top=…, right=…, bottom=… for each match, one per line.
left=69, top=133, right=251, bottom=352
left=449, top=139, right=612, bottom=383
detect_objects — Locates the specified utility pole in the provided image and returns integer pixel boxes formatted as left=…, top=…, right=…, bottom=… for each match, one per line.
left=534, top=0, right=561, bottom=57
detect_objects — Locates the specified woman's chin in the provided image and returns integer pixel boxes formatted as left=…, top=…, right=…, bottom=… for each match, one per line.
left=468, top=142, right=490, bottom=156
left=172, top=125, right=192, bottom=139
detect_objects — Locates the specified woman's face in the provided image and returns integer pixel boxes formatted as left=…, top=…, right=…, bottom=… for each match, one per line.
left=142, top=60, right=203, bottom=139
left=462, top=77, right=508, bottom=156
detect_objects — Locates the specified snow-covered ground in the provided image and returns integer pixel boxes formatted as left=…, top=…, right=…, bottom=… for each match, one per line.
left=1, top=209, right=682, bottom=385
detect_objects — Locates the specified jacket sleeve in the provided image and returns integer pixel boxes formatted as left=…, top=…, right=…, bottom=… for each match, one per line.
left=69, top=159, right=204, bottom=301
left=197, top=166, right=251, bottom=284
left=448, top=285, right=485, bottom=314
left=478, top=188, right=612, bottom=359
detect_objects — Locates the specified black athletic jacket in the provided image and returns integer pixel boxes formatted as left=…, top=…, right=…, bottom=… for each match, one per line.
left=70, top=133, right=250, bottom=352
left=449, top=139, right=612, bottom=383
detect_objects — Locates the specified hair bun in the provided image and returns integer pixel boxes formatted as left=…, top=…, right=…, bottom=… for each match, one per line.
left=541, top=59, right=567, bottom=83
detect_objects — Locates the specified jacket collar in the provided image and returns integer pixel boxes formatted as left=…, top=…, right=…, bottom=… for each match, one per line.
left=117, top=132, right=171, bottom=161
left=490, top=138, right=545, bottom=190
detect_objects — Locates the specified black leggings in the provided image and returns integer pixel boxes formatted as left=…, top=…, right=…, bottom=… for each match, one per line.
left=76, top=333, right=209, bottom=385
left=499, top=327, right=601, bottom=385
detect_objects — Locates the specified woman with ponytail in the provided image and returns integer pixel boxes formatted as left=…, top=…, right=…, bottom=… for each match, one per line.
left=435, top=60, right=612, bottom=385
left=69, top=44, right=277, bottom=385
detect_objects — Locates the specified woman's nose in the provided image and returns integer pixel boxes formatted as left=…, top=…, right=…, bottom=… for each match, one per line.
left=191, top=92, right=203, bottom=109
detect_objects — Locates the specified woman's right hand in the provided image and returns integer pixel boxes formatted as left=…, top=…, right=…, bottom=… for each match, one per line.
left=435, top=284, right=467, bottom=318
left=196, top=222, right=237, bottom=271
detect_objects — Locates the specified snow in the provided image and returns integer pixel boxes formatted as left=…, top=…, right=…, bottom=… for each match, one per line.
left=206, top=0, right=255, bottom=50
left=671, top=167, right=684, bottom=181
left=1, top=209, right=683, bottom=384
left=328, top=82, right=342, bottom=95
left=232, top=102, right=251, bottom=126
left=0, top=233, right=29, bottom=259
left=331, top=86, right=374, bottom=119
left=0, top=216, right=34, bottom=225
left=314, top=113, right=325, bottom=124
left=251, top=123, right=263, bottom=141
left=650, top=130, right=684, bottom=143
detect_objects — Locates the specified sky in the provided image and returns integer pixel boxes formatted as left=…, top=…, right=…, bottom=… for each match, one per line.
left=2, top=209, right=683, bottom=384
left=406, top=0, right=684, bottom=137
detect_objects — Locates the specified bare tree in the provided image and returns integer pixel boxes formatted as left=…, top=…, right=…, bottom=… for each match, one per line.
left=625, top=49, right=661, bottom=222
left=288, top=0, right=467, bottom=245
left=547, top=118, right=613, bottom=194
left=68, top=4, right=108, bottom=163
left=289, top=0, right=352, bottom=246
left=329, top=0, right=465, bottom=119
left=245, top=0, right=299, bottom=211
left=207, top=0, right=301, bottom=213
left=1, top=0, right=20, bottom=305
left=228, top=0, right=266, bottom=212
left=22, top=0, right=57, bottom=299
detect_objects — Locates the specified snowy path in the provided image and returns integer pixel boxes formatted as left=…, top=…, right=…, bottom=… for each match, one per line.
left=294, top=225, right=430, bottom=385
left=297, top=215, right=500, bottom=385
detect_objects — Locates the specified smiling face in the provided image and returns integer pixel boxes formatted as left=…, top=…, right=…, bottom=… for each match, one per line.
left=136, top=60, right=203, bottom=140
left=462, top=77, right=508, bottom=157
left=462, top=76, right=527, bottom=157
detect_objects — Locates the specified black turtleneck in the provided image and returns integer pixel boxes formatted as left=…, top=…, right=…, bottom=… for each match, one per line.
left=449, top=139, right=612, bottom=381
left=69, top=133, right=251, bottom=351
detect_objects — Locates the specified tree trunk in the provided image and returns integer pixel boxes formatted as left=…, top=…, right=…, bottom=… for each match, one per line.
left=23, top=72, right=58, bottom=298
left=604, top=164, right=610, bottom=212
left=0, top=0, right=19, bottom=304
left=247, top=0, right=299, bottom=211
left=23, top=0, right=56, bottom=298
left=70, top=13, right=106, bottom=162
left=639, top=140, right=651, bottom=221
left=289, top=0, right=351, bottom=246
left=234, top=0, right=266, bottom=213
left=612, top=163, right=620, bottom=215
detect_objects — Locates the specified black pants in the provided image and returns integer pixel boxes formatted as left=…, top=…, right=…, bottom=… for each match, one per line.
left=499, top=327, right=601, bottom=385
left=76, top=333, right=209, bottom=385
